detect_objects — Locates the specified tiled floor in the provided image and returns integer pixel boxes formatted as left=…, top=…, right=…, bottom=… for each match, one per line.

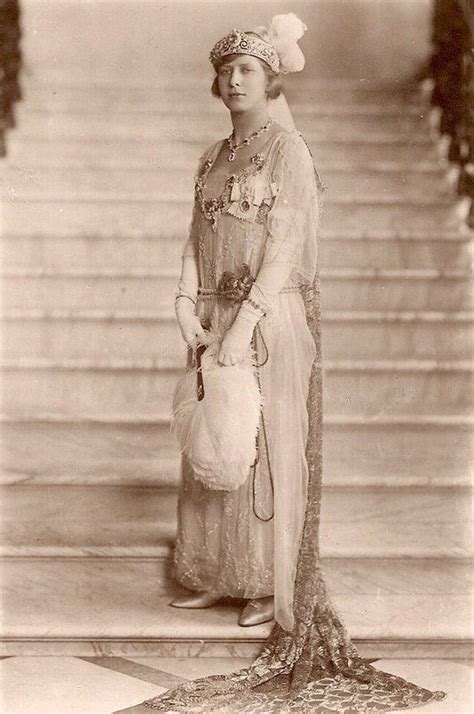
left=0, top=656, right=472, bottom=714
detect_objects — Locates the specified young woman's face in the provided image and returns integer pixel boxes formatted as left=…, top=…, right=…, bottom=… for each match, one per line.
left=217, top=55, right=268, bottom=113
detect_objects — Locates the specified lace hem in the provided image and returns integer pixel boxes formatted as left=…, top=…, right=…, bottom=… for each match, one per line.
left=142, top=654, right=446, bottom=713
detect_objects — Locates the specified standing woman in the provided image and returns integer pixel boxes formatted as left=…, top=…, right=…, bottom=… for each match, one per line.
left=139, top=14, right=445, bottom=713
left=170, top=14, right=319, bottom=632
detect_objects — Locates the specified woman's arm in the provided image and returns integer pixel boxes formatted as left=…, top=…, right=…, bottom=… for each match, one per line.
left=175, top=200, right=208, bottom=349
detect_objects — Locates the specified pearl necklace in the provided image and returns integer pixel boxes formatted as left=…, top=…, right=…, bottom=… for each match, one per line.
left=227, top=119, right=274, bottom=161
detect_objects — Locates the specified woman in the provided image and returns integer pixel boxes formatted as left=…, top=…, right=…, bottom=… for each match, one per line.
left=140, top=14, right=446, bottom=713
left=169, top=16, right=318, bottom=631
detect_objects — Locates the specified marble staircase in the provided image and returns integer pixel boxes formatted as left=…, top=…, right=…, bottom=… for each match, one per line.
left=1, top=76, right=473, bottom=657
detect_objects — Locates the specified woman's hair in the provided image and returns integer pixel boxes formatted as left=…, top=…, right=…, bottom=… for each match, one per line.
left=211, top=55, right=282, bottom=100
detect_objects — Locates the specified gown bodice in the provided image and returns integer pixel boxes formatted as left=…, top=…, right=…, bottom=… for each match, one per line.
left=193, top=137, right=280, bottom=290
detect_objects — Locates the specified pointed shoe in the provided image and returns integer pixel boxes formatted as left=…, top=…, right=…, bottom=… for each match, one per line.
left=238, top=596, right=274, bottom=627
left=169, top=592, right=222, bottom=609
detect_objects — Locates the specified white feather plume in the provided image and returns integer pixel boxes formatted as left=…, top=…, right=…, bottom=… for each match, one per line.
left=267, top=13, right=308, bottom=73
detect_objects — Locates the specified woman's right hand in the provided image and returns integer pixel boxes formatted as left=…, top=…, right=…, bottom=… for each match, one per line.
left=175, top=299, right=208, bottom=348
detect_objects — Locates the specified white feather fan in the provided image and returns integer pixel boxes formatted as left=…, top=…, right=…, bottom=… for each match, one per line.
left=171, top=343, right=262, bottom=490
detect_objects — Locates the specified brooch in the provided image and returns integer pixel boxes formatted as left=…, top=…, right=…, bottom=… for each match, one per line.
left=217, top=263, right=255, bottom=302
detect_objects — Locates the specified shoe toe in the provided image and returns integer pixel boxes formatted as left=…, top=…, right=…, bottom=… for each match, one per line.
left=238, top=599, right=274, bottom=627
left=170, top=592, right=220, bottom=609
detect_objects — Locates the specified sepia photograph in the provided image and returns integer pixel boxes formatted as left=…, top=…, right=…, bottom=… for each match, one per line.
left=0, top=0, right=473, bottom=712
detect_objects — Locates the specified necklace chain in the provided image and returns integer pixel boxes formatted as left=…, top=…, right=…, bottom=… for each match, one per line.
left=227, top=119, right=274, bottom=162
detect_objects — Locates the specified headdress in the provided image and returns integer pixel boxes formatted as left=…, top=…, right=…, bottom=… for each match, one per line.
left=209, top=13, right=308, bottom=75
left=210, top=29, right=280, bottom=73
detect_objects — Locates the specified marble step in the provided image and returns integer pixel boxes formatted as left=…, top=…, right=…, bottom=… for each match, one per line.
left=22, top=77, right=424, bottom=107
left=3, top=311, right=473, bottom=363
left=22, top=79, right=424, bottom=111
left=2, top=270, right=471, bottom=312
left=1, top=557, right=471, bottom=654
left=13, top=107, right=431, bottom=142
left=2, top=417, right=471, bottom=488
left=7, top=134, right=439, bottom=168
left=3, top=231, right=471, bottom=273
left=4, top=165, right=452, bottom=203
left=22, top=95, right=427, bottom=117
left=1, top=484, right=471, bottom=560
left=4, top=196, right=459, bottom=237
left=2, top=359, right=472, bottom=418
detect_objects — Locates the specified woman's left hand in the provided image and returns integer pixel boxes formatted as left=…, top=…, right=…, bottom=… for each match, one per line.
left=217, top=319, right=255, bottom=366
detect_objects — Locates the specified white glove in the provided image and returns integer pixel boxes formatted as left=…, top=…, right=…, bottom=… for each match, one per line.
left=176, top=298, right=208, bottom=348
left=175, top=254, right=208, bottom=348
left=217, top=258, right=296, bottom=365
left=217, top=301, right=262, bottom=366
left=244, top=258, right=295, bottom=316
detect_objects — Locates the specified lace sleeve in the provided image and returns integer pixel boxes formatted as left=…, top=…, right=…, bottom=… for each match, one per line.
left=181, top=202, right=199, bottom=259
left=181, top=149, right=210, bottom=259
left=177, top=146, right=217, bottom=298
left=245, top=130, right=321, bottom=315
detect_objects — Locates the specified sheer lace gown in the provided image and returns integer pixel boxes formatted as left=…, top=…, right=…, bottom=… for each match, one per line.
left=127, top=129, right=446, bottom=713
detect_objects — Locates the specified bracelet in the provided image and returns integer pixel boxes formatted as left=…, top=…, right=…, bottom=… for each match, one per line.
left=175, top=294, right=196, bottom=306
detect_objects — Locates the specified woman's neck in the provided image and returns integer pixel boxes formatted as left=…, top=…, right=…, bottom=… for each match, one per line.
left=231, top=106, right=271, bottom=144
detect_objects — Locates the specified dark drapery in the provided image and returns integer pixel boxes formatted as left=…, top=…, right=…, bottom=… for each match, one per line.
left=0, top=0, right=22, bottom=157
left=430, top=0, right=474, bottom=227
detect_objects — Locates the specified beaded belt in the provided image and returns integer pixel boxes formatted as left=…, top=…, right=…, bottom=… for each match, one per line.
left=196, top=263, right=304, bottom=305
left=197, top=285, right=303, bottom=299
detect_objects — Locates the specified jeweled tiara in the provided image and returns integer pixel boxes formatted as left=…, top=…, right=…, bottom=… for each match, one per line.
left=209, top=29, right=280, bottom=73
